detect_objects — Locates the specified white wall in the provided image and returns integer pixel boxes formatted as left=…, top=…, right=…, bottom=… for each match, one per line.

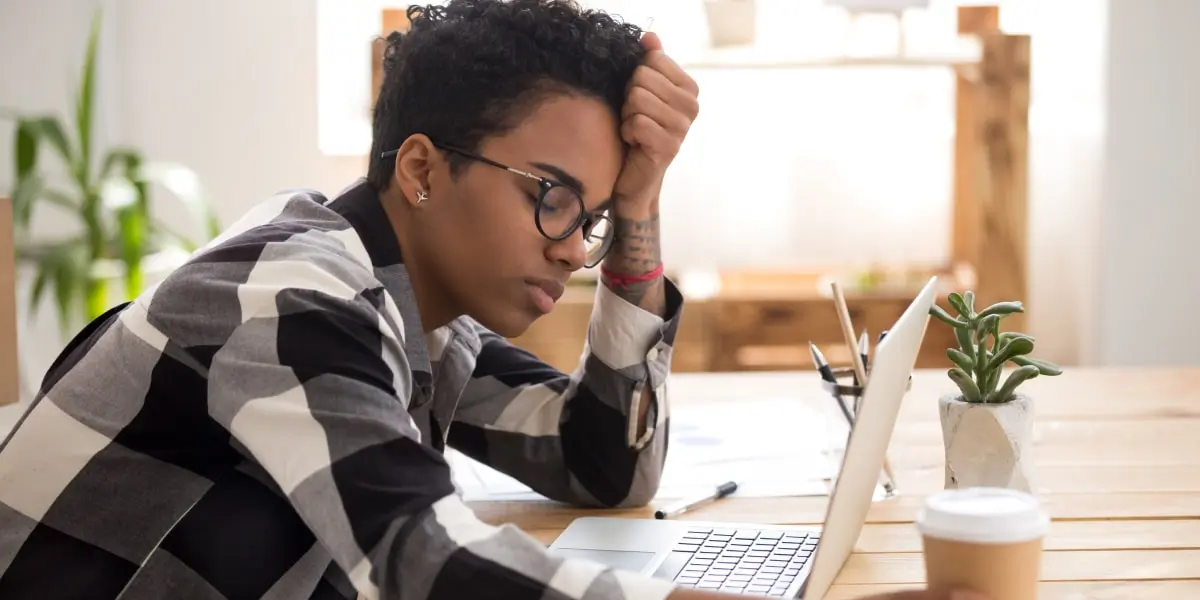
left=6, top=0, right=1183, bottom=390
left=1091, top=0, right=1200, bottom=366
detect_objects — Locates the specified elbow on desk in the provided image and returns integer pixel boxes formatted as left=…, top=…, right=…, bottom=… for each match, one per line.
left=575, top=454, right=666, bottom=510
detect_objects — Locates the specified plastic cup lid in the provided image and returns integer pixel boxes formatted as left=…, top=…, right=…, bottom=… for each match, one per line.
left=915, top=487, right=1050, bottom=544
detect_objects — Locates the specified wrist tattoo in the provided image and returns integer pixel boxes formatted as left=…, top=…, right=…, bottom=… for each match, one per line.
left=603, top=213, right=665, bottom=314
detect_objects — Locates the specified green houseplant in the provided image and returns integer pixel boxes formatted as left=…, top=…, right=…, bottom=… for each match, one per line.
left=928, top=292, right=1063, bottom=492
left=3, top=8, right=219, bottom=338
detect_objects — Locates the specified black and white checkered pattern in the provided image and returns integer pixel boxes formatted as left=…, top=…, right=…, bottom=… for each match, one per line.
left=0, top=180, right=683, bottom=599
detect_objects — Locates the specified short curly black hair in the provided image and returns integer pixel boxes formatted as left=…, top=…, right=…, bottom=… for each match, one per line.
left=366, top=0, right=645, bottom=191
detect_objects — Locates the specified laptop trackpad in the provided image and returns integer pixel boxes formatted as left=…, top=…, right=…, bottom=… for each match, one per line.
left=550, top=548, right=657, bottom=573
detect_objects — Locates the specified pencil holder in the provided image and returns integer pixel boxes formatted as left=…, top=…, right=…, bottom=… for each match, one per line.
left=820, top=367, right=913, bottom=399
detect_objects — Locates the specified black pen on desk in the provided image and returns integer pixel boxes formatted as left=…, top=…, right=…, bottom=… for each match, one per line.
left=655, top=481, right=738, bottom=519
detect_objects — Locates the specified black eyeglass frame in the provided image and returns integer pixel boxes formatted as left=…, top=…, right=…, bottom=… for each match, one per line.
left=380, top=143, right=616, bottom=264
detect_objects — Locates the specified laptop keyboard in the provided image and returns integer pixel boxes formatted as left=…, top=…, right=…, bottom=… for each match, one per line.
left=668, top=527, right=819, bottom=596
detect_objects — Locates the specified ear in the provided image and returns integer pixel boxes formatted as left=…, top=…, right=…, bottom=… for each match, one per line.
left=391, top=134, right=439, bottom=208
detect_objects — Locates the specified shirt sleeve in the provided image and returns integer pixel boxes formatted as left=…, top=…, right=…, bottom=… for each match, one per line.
left=447, top=277, right=684, bottom=508
left=202, top=263, right=677, bottom=600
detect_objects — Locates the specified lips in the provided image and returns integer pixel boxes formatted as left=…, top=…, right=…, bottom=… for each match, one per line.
left=528, top=278, right=565, bottom=303
left=526, top=277, right=565, bottom=314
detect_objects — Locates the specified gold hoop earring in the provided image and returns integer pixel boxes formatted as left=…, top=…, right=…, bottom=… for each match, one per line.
left=416, top=190, right=428, bottom=204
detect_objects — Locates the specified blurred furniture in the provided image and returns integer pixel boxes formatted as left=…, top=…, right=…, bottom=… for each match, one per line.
left=513, top=5, right=1026, bottom=374
left=469, top=367, right=1200, bottom=598
left=1, top=197, right=17, bottom=405
left=369, top=5, right=1029, bottom=374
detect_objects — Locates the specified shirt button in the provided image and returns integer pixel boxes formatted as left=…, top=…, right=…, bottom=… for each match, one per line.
left=647, top=346, right=659, bottom=362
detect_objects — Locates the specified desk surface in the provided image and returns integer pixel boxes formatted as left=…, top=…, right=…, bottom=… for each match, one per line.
left=466, top=366, right=1200, bottom=599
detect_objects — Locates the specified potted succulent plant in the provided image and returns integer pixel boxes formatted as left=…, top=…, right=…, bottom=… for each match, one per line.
left=929, top=292, right=1062, bottom=492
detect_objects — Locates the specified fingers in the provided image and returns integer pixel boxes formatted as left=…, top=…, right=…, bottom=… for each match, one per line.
left=622, top=85, right=692, bottom=136
left=620, top=37, right=700, bottom=167
left=641, top=48, right=700, bottom=99
left=620, top=113, right=679, bottom=163
left=640, top=31, right=663, bottom=52
left=627, top=62, right=700, bottom=122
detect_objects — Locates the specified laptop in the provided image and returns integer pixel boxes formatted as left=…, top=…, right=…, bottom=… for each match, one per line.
left=548, top=276, right=938, bottom=599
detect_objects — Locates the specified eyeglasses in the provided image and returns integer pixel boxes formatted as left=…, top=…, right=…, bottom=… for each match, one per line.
left=380, top=143, right=615, bottom=268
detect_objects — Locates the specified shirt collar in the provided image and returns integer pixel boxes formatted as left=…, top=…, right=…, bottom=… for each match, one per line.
left=325, top=179, right=434, bottom=389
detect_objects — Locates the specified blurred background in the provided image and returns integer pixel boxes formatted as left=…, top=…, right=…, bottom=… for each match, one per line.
left=2, top=0, right=1197, bottom=408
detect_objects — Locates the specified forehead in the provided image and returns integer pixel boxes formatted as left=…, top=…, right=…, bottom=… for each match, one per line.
left=481, top=93, right=624, bottom=200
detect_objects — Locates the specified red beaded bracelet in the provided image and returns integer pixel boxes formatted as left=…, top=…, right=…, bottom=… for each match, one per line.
left=600, top=264, right=664, bottom=289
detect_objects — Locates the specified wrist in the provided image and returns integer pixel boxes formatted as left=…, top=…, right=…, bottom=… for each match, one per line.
left=601, top=263, right=663, bottom=285
left=611, top=191, right=661, bottom=221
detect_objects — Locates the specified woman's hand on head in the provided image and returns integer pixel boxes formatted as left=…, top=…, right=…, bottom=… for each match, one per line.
left=612, top=31, right=700, bottom=213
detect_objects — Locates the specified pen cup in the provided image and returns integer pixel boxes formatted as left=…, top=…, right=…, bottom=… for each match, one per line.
left=819, top=371, right=908, bottom=498
left=820, top=383, right=854, bottom=484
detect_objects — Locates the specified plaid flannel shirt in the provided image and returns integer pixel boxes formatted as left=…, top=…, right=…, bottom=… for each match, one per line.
left=0, top=180, right=683, bottom=599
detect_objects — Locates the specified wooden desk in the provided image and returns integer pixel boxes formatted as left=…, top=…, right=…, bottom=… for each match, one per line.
left=466, top=367, right=1200, bottom=599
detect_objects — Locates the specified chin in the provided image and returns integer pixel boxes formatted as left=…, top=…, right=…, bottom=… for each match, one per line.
left=473, top=308, right=540, bottom=338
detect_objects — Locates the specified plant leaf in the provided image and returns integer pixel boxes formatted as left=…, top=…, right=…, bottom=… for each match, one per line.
left=954, top=325, right=975, bottom=359
left=1011, top=355, right=1063, bottom=376
left=998, top=332, right=1035, bottom=346
left=141, top=161, right=221, bottom=239
left=947, top=348, right=974, bottom=372
left=14, top=118, right=39, bottom=180
left=976, top=314, right=1000, bottom=336
left=30, top=239, right=89, bottom=336
left=947, top=293, right=967, bottom=318
left=100, top=148, right=140, bottom=180
left=963, top=290, right=975, bottom=316
left=10, top=173, right=44, bottom=228
left=153, top=219, right=200, bottom=253
left=994, top=365, right=1041, bottom=402
left=987, top=337, right=1035, bottom=370
left=112, top=186, right=149, bottom=299
left=75, top=7, right=103, bottom=185
left=978, top=301, right=1025, bottom=319
left=29, top=259, right=52, bottom=312
left=32, top=116, right=74, bottom=167
left=930, top=305, right=968, bottom=328
left=948, top=367, right=982, bottom=403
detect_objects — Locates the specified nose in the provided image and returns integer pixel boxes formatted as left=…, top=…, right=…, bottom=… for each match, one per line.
left=545, top=226, right=588, bottom=272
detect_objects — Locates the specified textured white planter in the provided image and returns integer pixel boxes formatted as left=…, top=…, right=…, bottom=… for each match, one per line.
left=939, top=393, right=1034, bottom=493
left=703, top=0, right=757, bottom=48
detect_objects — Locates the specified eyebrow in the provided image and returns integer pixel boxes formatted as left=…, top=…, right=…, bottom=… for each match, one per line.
left=531, top=161, right=585, bottom=196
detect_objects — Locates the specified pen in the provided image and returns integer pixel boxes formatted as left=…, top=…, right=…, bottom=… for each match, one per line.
left=655, top=481, right=739, bottom=519
left=878, top=329, right=888, bottom=344
left=808, top=342, right=837, bottom=383
left=858, top=329, right=870, bottom=372
left=811, top=341, right=856, bottom=432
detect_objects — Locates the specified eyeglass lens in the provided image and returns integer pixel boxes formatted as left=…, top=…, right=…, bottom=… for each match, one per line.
left=534, top=184, right=614, bottom=267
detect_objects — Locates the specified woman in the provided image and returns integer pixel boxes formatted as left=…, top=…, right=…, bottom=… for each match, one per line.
left=0, top=1, right=985, bottom=598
